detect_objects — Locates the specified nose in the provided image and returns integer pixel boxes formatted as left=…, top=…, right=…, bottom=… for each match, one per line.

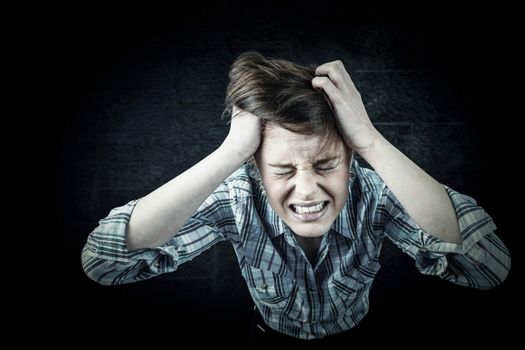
left=294, top=170, right=318, bottom=200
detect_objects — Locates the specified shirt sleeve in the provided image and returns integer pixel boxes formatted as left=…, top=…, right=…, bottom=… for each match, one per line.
left=375, top=183, right=511, bottom=290
left=81, top=181, right=237, bottom=286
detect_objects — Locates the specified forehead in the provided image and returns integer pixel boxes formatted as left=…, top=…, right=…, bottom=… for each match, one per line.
left=261, top=124, right=342, bottom=159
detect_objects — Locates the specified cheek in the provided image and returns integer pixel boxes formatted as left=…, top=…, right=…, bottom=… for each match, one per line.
left=329, top=174, right=349, bottom=199
left=263, top=180, right=288, bottom=205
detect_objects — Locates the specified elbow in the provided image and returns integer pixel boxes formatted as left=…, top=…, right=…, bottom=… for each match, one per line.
left=477, top=272, right=510, bottom=290
left=486, top=254, right=511, bottom=290
left=446, top=246, right=512, bottom=290
left=81, top=247, right=114, bottom=286
left=476, top=252, right=511, bottom=290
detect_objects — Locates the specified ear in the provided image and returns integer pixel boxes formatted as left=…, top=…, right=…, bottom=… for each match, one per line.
left=341, top=141, right=351, bottom=157
left=254, top=134, right=266, bottom=162
left=348, top=147, right=354, bottom=161
left=253, top=149, right=261, bottom=167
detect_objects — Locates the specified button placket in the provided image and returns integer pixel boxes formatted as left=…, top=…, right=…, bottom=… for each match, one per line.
left=307, top=268, right=320, bottom=325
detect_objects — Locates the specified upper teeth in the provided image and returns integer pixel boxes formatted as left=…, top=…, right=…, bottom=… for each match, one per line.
left=293, top=202, right=326, bottom=214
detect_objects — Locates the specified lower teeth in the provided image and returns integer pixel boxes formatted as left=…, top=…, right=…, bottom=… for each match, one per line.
left=294, top=202, right=326, bottom=214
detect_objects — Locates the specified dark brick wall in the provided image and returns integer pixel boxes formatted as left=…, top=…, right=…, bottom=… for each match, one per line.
left=48, top=1, right=516, bottom=346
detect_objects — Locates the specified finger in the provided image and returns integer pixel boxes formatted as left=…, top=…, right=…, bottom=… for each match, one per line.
left=315, top=62, right=343, bottom=87
left=312, top=76, right=343, bottom=106
left=315, top=60, right=353, bottom=89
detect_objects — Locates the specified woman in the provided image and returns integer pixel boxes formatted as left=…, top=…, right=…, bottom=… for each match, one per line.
left=81, top=51, right=510, bottom=343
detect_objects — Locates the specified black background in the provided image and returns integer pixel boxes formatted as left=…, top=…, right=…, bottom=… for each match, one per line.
left=28, top=0, right=520, bottom=346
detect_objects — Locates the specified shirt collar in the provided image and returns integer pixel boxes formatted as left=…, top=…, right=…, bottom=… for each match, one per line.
left=329, top=187, right=356, bottom=240
left=267, top=208, right=289, bottom=240
left=331, top=157, right=359, bottom=240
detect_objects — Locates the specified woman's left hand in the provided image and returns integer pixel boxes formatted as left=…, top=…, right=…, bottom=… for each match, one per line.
left=312, top=60, right=380, bottom=153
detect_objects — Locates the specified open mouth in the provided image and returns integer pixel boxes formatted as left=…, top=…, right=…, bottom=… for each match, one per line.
left=288, top=201, right=329, bottom=222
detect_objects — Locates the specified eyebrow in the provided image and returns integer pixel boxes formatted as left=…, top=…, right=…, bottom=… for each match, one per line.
left=267, top=156, right=340, bottom=168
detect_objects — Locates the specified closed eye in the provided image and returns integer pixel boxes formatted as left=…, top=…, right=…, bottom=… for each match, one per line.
left=274, top=170, right=294, bottom=177
left=316, top=165, right=335, bottom=171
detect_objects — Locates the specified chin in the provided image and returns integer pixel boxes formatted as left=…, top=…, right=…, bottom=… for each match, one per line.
left=291, top=227, right=328, bottom=238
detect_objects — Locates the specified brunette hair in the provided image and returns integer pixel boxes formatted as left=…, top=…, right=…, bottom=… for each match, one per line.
left=222, top=51, right=346, bottom=160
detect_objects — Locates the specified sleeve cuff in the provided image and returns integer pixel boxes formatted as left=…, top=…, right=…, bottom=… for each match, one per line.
left=398, top=185, right=498, bottom=275
left=85, top=199, right=181, bottom=269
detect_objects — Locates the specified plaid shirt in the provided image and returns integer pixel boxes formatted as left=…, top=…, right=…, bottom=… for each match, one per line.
left=82, top=158, right=510, bottom=339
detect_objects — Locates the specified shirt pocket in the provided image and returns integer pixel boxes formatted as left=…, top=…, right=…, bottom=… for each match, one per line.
left=243, top=264, right=296, bottom=310
left=329, top=259, right=380, bottom=314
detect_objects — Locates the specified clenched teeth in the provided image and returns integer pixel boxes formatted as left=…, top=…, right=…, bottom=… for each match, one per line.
left=292, top=201, right=327, bottom=214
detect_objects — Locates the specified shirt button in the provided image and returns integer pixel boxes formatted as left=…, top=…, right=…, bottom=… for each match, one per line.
left=154, top=262, right=160, bottom=268
left=260, top=283, right=268, bottom=289
left=159, top=250, right=167, bottom=255
left=310, top=287, right=317, bottom=292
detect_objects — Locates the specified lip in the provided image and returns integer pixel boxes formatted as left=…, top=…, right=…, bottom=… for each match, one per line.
left=289, top=201, right=329, bottom=222
left=290, top=201, right=325, bottom=207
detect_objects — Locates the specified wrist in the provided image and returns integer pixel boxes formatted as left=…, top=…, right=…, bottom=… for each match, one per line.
left=219, top=142, right=254, bottom=164
left=344, top=127, right=380, bottom=155
left=353, top=130, right=385, bottom=160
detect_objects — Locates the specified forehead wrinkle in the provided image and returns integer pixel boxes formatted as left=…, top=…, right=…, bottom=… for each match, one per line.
left=269, top=138, right=340, bottom=162
left=261, top=125, right=345, bottom=166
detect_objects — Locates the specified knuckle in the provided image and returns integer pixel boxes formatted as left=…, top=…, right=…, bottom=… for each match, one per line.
left=318, top=76, right=329, bottom=85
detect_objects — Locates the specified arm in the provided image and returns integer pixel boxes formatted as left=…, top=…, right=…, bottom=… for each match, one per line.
left=82, top=106, right=261, bottom=285
left=358, top=132, right=461, bottom=243
left=127, top=105, right=260, bottom=250
left=313, top=60, right=459, bottom=243
left=313, top=61, right=510, bottom=288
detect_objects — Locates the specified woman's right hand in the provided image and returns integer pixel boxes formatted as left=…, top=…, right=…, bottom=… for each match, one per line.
left=221, top=105, right=262, bottom=162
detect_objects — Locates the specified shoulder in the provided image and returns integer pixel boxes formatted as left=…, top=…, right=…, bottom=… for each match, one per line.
left=350, top=158, right=386, bottom=196
left=222, top=162, right=261, bottom=199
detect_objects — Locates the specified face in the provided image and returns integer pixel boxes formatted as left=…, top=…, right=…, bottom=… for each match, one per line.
left=254, top=124, right=352, bottom=238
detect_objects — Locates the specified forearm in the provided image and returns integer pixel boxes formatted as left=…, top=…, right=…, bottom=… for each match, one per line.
left=359, top=132, right=462, bottom=244
left=126, top=143, right=247, bottom=250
